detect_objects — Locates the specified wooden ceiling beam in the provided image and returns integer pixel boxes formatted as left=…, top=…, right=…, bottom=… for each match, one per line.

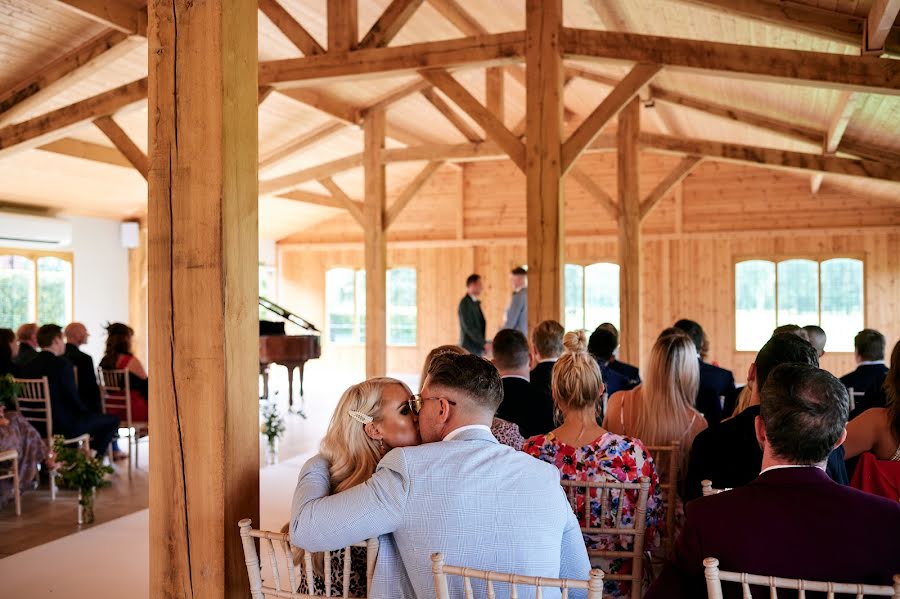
left=421, top=88, right=482, bottom=142
left=259, top=121, right=347, bottom=171
left=562, top=28, right=900, bottom=95
left=485, top=67, right=505, bottom=123
left=328, top=0, right=358, bottom=53
left=385, top=160, right=444, bottom=227
left=36, top=137, right=132, bottom=168
left=362, top=78, right=432, bottom=114
left=276, top=88, right=361, bottom=124
left=277, top=189, right=354, bottom=210
left=419, top=68, right=525, bottom=170
left=93, top=115, right=148, bottom=179
left=864, top=0, right=900, bottom=54
left=0, top=29, right=137, bottom=128
left=318, top=177, right=365, bottom=225
left=359, top=0, right=425, bottom=49
left=640, top=132, right=900, bottom=182
left=258, top=0, right=325, bottom=56
left=54, top=0, right=147, bottom=37
left=639, top=155, right=703, bottom=220
left=568, top=165, right=618, bottom=220
left=811, top=91, right=860, bottom=193
left=561, top=62, right=661, bottom=173
left=259, top=152, right=364, bottom=196
left=0, top=78, right=147, bottom=159
left=259, top=32, right=525, bottom=86
left=380, top=134, right=617, bottom=163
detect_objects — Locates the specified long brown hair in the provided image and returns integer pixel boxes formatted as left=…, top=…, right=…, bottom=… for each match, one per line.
left=100, top=323, right=134, bottom=369
left=885, top=340, right=900, bottom=442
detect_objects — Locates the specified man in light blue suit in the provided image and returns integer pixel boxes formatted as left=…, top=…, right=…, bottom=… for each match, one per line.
left=292, top=353, right=590, bottom=599
left=502, top=266, right=528, bottom=336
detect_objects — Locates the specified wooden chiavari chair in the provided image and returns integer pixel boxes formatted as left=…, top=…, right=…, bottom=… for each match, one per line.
left=238, top=518, right=378, bottom=598
left=13, top=376, right=90, bottom=499
left=98, top=367, right=147, bottom=478
left=847, top=387, right=865, bottom=414
left=0, top=448, right=20, bottom=515
left=645, top=443, right=679, bottom=559
left=561, top=478, right=651, bottom=599
left=703, top=558, right=900, bottom=599
left=431, top=553, right=605, bottom=599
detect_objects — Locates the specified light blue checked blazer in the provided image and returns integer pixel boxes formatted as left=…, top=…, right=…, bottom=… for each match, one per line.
left=502, top=288, right=528, bottom=336
left=291, top=427, right=590, bottom=599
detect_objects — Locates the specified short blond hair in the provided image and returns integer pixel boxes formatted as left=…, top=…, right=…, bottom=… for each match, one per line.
left=552, top=330, right=604, bottom=411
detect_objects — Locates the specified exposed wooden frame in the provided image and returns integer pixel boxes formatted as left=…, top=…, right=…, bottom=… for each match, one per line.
left=485, top=67, right=505, bottom=123
left=328, top=0, right=358, bottom=53
left=258, top=153, right=364, bottom=196
left=639, top=155, right=702, bottom=220
left=421, top=88, right=482, bottom=142
left=569, top=165, right=618, bottom=220
left=385, top=160, right=444, bottom=227
left=419, top=69, right=525, bottom=171
left=864, top=0, right=900, bottom=54
left=258, top=0, right=325, bottom=56
left=0, top=78, right=148, bottom=159
left=318, top=177, right=366, bottom=225
left=359, top=0, right=425, bottom=49
left=277, top=88, right=361, bottom=124
left=55, top=0, right=147, bottom=37
left=380, top=134, right=617, bottom=163
left=617, top=98, right=641, bottom=365
left=36, top=137, right=132, bottom=168
left=811, top=91, right=859, bottom=193
left=278, top=188, right=354, bottom=210
left=93, top=115, right=149, bottom=179
left=426, top=0, right=483, bottom=34
left=0, top=29, right=137, bottom=128
left=561, top=62, right=661, bottom=173
left=259, top=121, right=346, bottom=171
left=589, top=0, right=629, bottom=32
left=362, top=78, right=432, bottom=115
left=562, top=28, right=900, bottom=95
left=640, top=133, right=900, bottom=183
left=363, top=109, right=387, bottom=377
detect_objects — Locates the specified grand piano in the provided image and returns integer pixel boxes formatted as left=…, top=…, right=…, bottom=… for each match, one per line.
left=259, top=297, right=321, bottom=417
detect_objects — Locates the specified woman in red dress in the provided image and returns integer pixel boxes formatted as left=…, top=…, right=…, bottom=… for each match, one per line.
left=99, top=323, right=148, bottom=424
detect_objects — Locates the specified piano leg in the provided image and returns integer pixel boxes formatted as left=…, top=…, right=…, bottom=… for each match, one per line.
left=297, top=361, right=307, bottom=417
left=287, top=365, right=307, bottom=419
left=259, top=364, right=270, bottom=399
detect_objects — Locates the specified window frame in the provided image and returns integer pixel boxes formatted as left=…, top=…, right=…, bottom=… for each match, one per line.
left=732, top=253, right=866, bottom=354
left=0, top=247, right=75, bottom=327
left=564, top=258, right=620, bottom=332
left=386, top=265, right=418, bottom=347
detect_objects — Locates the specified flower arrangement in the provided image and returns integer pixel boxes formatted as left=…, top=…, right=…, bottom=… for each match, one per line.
left=0, top=373, right=22, bottom=411
left=260, top=401, right=286, bottom=446
left=52, top=435, right=113, bottom=524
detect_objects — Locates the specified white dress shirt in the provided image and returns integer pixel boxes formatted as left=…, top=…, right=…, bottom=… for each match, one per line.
left=443, top=424, right=493, bottom=442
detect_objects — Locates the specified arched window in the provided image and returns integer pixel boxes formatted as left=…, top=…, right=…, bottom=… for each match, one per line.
left=325, top=267, right=417, bottom=346
left=387, top=268, right=417, bottom=346
left=326, top=267, right=360, bottom=343
left=564, top=262, right=620, bottom=332
left=0, top=251, right=73, bottom=329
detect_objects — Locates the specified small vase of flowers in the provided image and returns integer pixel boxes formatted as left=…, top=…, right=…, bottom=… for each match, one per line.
left=52, top=435, right=113, bottom=524
left=260, top=402, right=286, bottom=465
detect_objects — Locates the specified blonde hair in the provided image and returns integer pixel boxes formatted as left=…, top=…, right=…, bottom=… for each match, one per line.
left=419, top=345, right=468, bottom=391
left=729, top=385, right=753, bottom=419
left=552, top=330, right=604, bottom=411
left=319, top=377, right=412, bottom=494
left=634, top=331, right=700, bottom=444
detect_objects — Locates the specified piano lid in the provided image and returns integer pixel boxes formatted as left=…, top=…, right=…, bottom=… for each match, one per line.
left=259, top=297, right=321, bottom=333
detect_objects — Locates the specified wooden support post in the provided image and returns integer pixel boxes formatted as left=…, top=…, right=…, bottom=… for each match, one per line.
left=617, top=98, right=641, bottom=365
left=148, top=1, right=259, bottom=597
left=525, top=0, right=564, bottom=335
left=328, top=0, right=358, bottom=52
left=364, top=109, right=387, bottom=377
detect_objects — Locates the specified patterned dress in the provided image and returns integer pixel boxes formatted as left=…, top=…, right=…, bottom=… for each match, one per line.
left=524, top=432, right=663, bottom=599
left=0, top=411, right=48, bottom=509
left=491, top=417, right=525, bottom=450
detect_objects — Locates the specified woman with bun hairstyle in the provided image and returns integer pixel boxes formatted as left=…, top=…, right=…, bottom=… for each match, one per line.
left=524, top=330, right=661, bottom=598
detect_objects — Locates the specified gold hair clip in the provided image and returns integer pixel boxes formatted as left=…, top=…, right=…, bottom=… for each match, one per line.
left=348, top=410, right=373, bottom=425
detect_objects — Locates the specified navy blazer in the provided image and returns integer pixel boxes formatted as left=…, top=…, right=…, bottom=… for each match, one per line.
left=607, top=358, right=640, bottom=387
left=696, top=360, right=736, bottom=426
left=20, top=350, right=88, bottom=438
left=64, top=343, right=101, bottom=413
left=647, top=468, right=900, bottom=599
left=599, top=361, right=631, bottom=398
left=13, top=343, right=37, bottom=367
left=496, top=376, right=554, bottom=439
left=841, top=363, right=889, bottom=418
left=457, top=295, right=486, bottom=356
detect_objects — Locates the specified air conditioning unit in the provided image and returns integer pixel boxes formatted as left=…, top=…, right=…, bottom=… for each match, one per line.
left=0, top=212, right=73, bottom=249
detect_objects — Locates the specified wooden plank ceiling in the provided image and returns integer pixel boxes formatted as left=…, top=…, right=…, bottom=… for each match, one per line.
left=0, top=0, right=897, bottom=240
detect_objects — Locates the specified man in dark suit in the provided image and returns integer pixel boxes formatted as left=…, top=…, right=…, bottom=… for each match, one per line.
left=674, top=319, right=735, bottom=426
left=21, top=324, right=119, bottom=456
left=648, top=363, right=900, bottom=599
left=684, top=333, right=848, bottom=502
left=457, top=273, right=487, bottom=357
left=63, top=322, right=101, bottom=413
left=841, top=328, right=889, bottom=416
left=529, top=320, right=563, bottom=424
left=493, top=328, right=553, bottom=438
left=587, top=326, right=635, bottom=398
left=13, top=322, right=38, bottom=366
left=596, top=322, right=640, bottom=386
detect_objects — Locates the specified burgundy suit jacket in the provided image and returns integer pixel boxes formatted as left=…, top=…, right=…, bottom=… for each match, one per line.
left=646, top=467, right=900, bottom=599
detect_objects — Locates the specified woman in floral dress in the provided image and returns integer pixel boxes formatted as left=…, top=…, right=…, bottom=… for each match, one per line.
left=525, top=330, right=662, bottom=599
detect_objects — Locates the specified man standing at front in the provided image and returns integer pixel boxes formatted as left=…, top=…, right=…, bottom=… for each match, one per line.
left=503, top=266, right=528, bottom=336
left=457, top=274, right=487, bottom=356
left=292, top=353, right=590, bottom=598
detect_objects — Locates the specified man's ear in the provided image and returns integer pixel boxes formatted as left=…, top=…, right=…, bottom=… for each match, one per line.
left=834, top=427, right=847, bottom=449
left=754, top=415, right=766, bottom=448
left=363, top=422, right=382, bottom=441
left=747, top=362, right=757, bottom=385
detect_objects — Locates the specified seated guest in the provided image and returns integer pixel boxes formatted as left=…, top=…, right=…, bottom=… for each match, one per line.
left=0, top=403, right=48, bottom=510
left=802, top=324, right=827, bottom=358
left=420, top=344, right=523, bottom=450
left=21, top=325, right=119, bottom=456
left=773, top=323, right=810, bottom=342
left=841, top=329, right=889, bottom=416
left=292, top=352, right=590, bottom=599
left=14, top=323, right=38, bottom=367
left=674, top=319, right=735, bottom=426
left=604, top=329, right=706, bottom=503
left=0, top=328, right=20, bottom=376
left=684, top=333, right=848, bottom=502
left=529, top=319, right=563, bottom=420
left=587, top=326, right=634, bottom=398
left=63, top=322, right=101, bottom=413
left=597, top=322, right=640, bottom=386
left=493, top=328, right=554, bottom=437
left=646, top=364, right=900, bottom=599
left=295, top=377, right=418, bottom=596
left=525, top=331, right=661, bottom=599
left=844, top=340, right=899, bottom=462
left=98, top=323, right=148, bottom=423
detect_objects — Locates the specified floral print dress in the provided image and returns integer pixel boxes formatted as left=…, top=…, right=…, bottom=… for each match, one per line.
left=524, top=432, right=663, bottom=599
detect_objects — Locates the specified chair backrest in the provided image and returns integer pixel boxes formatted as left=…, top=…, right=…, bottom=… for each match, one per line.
left=238, top=519, right=378, bottom=598
left=701, top=480, right=729, bottom=497
left=98, top=368, right=132, bottom=426
left=645, top=443, right=679, bottom=557
left=703, top=558, right=900, bottom=599
left=847, top=387, right=865, bottom=413
left=431, top=552, right=605, bottom=599
left=13, top=377, right=53, bottom=443
left=561, top=477, right=650, bottom=598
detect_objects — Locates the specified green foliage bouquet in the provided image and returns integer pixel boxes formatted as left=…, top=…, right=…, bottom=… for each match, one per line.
left=0, top=373, right=22, bottom=411
left=52, top=435, right=113, bottom=523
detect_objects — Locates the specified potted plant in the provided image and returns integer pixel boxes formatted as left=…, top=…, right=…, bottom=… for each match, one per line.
left=260, top=401, right=286, bottom=465
left=52, top=435, right=113, bottom=524
left=0, top=373, right=22, bottom=412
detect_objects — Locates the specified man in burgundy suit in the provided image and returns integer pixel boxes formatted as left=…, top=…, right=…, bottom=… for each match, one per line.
left=647, top=363, right=900, bottom=599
